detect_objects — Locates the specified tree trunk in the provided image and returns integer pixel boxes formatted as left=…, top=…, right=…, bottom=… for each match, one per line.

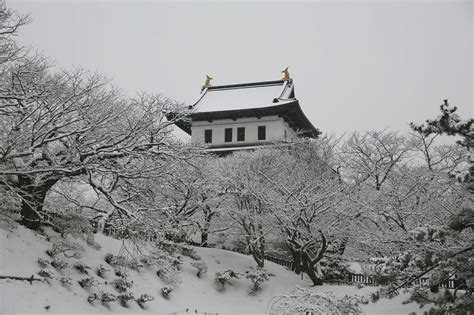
left=247, top=236, right=265, bottom=268
left=18, top=175, right=60, bottom=230
left=286, top=241, right=303, bottom=274
left=200, top=229, right=209, bottom=247
left=249, top=234, right=265, bottom=268
left=200, top=209, right=214, bottom=247
left=256, top=223, right=265, bottom=267
left=20, top=192, right=44, bottom=230
left=251, top=250, right=265, bottom=268
left=305, top=265, right=324, bottom=286
left=302, top=253, right=324, bottom=286
left=245, top=223, right=265, bottom=268
left=286, top=240, right=325, bottom=286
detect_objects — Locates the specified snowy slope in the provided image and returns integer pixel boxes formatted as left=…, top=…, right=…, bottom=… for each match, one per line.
left=0, top=225, right=426, bottom=314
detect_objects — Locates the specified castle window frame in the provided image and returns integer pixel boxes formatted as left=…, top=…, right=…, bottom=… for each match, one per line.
left=237, top=127, right=245, bottom=142
left=225, top=128, right=233, bottom=143
left=204, top=129, right=212, bottom=144
left=258, top=125, right=266, bottom=140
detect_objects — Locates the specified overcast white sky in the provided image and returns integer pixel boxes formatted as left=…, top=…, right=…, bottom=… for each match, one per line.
left=9, top=0, right=473, bottom=136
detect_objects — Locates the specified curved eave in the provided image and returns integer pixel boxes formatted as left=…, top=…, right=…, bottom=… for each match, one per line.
left=173, top=101, right=320, bottom=138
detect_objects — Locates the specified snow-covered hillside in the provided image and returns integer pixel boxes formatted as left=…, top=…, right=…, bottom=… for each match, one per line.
left=0, top=225, right=425, bottom=314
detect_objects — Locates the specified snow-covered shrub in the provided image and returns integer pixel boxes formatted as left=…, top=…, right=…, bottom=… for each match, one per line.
left=172, top=256, right=183, bottom=271
left=181, top=246, right=201, bottom=260
left=97, top=264, right=109, bottom=278
left=87, top=293, right=98, bottom=304
left=46, top=238, right=84, bottom=258
left=156, top=239, right=182, bottom=255
left=100, top=292, right=117, bottom=305
left=117, top=293, right=134, bottom=307
left=104, top=253, right=127, bottom=267
left=87, top=292, right=117, bottom=305
left=245, top=267, right=275, bottom=294
left=156, top=265, right=182, bottom=285
left=112, top=278, right=133, bottom=292
left=99, top=292, right=117, bottom=305
left=154, top=250, right=183, bottom=284
left=37, top=258, right=50, bottom=268
left=270, top=287, right=367, bottom=314
left=114, top=268, right=128, bottom=279
left=135, top=294, right=154, bottom=309
left=59, top=277, right=73, bottom=286
left=53, top=213, right=101, bottom=249
left=214, top=269, right=242, bottom=290
left=161, top=286, right=173, bottom=299
left=128, top=259, right=144, bottom=271
left=53, top=213, right=93, bottom=238
left=363, top=256, right=401, bottom=286
left=38, top=269, right=54, bottom=279
left=319, top=257, right=351, bottom=283
left=410, top=225, right=447, bottom=242
left=0, top=203, right=20, bottom=230
left=403, top=286, right=474, bottom=314
left=78, top=277, right=98, bottom=289
left=153, top=244, right=183, bottom=262
left=85, top=235, right=101, bottom=250
left=191, top=261, right=208, bottom=278
left=51, top=258, right=69, bottom=270
left=74, top=262, right=91, bottom=274
left=139, top=256, right=156, bottom=267
left=164, top=229, right=187, bottom=243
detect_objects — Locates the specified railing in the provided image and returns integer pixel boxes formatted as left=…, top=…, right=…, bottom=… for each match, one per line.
left=340, top=273, right=463, bottom=290
left=349, top=274, right=377, bottom=286
left=264, top=255, right=293, bottom=269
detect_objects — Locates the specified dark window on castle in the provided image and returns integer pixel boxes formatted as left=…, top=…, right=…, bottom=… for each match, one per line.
left=237, top=127, right=245, bottom=142
left=204, top=129, right=212, bottom=143
left=258, top=126, right=266, bottom=140
left=225, top=128, right=233, bottom=142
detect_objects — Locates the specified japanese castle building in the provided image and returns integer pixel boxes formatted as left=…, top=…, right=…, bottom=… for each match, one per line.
left=175, top=69, right=320, bottom=154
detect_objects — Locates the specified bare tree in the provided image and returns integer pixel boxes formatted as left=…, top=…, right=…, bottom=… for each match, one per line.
left=409, top=131, right=466, bottom=174
left=342, top=131, right=411, bottom=190
left=0, top=2, right=30, bottom=65
left=218, top=140, right=353, bottom=283
left=258, top=141, right=350, bottom=285
left=342, top=104, right=473, bottom=312
left=192, top=158, right=226, bottom=247
left=218, top=149, right=278, bottom=267
left=0, top=54, right=192, bottom=229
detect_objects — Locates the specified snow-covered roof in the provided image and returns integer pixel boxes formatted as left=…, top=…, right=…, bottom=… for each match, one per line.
left=191, top=79, right=296, bottom=112
left=171, top=78, right=320, bottom=138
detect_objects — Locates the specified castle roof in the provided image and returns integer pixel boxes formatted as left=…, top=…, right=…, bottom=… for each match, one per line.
left=192, top=79, right=295, bottom=111
left=174, top=79, right=320, bottom=138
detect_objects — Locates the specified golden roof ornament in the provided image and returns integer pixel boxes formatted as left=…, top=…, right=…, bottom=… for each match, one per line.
left=281, top=67, right=290, bottom=80
left=203, top=75, right=213, bottom=90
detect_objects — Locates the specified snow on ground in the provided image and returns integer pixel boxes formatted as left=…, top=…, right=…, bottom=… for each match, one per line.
left=0, top=224, right=426, bottom=314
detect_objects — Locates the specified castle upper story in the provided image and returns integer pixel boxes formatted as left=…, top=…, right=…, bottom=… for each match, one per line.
left=174, top=71, right=320, bottom=154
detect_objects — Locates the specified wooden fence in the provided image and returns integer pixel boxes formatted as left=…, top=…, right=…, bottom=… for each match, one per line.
left=264, top=255, right=293, bottom=269
left=333, top=273, right=462, bottom=290
left=260, top=252, right=463, bottom=290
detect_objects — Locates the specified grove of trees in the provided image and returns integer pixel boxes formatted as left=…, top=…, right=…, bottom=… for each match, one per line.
left=0, top=3, right=472, bottom=313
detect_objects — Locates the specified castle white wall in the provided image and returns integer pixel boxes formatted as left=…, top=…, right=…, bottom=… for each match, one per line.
left=191, top=115, right=296, bottom=147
